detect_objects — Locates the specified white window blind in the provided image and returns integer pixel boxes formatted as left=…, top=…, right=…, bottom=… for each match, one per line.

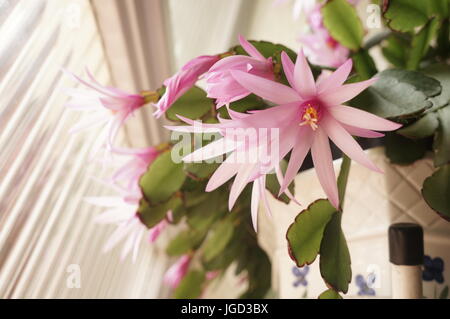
left=0, top=0, right=168, bottom=298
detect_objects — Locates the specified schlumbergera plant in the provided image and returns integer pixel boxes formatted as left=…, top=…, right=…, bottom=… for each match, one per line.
left=66, top=0, right=450, bottom=299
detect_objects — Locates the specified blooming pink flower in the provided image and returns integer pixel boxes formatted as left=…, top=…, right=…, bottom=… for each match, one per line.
left=164, top=254, right=192, bottom=289
left=205, top=35, right=274, bottom=108
left=64, top=69, right=148, bottom=153
left=154, top=55, right=219, bottom=118
left=169, top=50, right=401, bottom=222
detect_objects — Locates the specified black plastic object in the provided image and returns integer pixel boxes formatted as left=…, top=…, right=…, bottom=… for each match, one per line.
left=388, top=223, right=424, bottom=266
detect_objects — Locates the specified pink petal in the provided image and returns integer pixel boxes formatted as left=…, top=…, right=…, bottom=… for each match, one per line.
left=164, top=125, right=221, bottom=134
left=103, top=221, right=134, bottom=253
left=293, top=49, right=316, bottom=98
left=121, top=226, right=138, bottom=261
left=279, top=128, right=313, bottom=195
left=183, top=137, right=237, bottom=162
left=251, top=178, right=261, bottom=232
left=177, top=114, right=238, bottom=129
left=85, top=196, right=125, bottom=207
left=131, top=229, right=144, bottom=263
left=281, top=51, right=296, bottom=89
left=258, top=175, right=272, bottom=218
left=322, top=115, right=382, bottom=173
left=228, top=163, right=257, bottom=210
left=239, top=35, right=266, bottom=60
left=108, top=111, right=130, bottom=147
left=328, top=105, right=402, bottom=131
left=275, top=164, right=301, bottom=206
left=207, top=55, right=261, bottom=73
left=86, top=68, right=130, bottom=98
left=311, top=128, right=339, bottom=209
left=205, top=156, right=240, bottom=192
left=341, top=124, right=385, bottom=138
left=69, top=114, right=109, bottom=134
left=320, top=78, right=376, bottom=105
left=317, top=59, right=353, bottom=94
left=227, top=106, right=251, bottom=120
left=63, top=69, right=116, bottom=98
left=230, top=70, right=300, bottom=105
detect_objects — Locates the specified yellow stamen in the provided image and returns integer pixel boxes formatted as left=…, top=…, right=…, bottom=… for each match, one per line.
left=299, top=105, right=319, bottom=130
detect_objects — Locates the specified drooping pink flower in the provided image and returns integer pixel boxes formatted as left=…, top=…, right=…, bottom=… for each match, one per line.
left=154, top=55, right=220, bottom=118
left=110, top=146, right=160, bottom=194
left=205, top=35, right=274, bottom=108
left=148, top=210, right=173, bottom=243
left=85, top=146, right=169, bottom=262
left=85, top=185, right=146, bottom=263
left=169, top=50, right=401, bottom=223
left=64, top=69, right=149, bottom=153
left=164, top=254, right=192, bottom=289
left=85, top=183, right=172, bottom=261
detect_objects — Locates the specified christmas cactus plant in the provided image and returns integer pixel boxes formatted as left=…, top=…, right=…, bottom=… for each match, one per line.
left=66, top=0, right=450, bottom=298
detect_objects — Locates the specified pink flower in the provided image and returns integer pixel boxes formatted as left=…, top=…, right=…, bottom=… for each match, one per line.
left=307, top=3, right=323, bottom=29
left=299, top=3, right=349, bottom=68
left=205, top=35, right=274, bottom=108
left=154, top=55, right=219, bottom=118
left=164, top=255, right=192, bottom=289
left=110, top=146, right=160, bottom=194
left=148, top=211, right=172, bottom=243
left=85, top=146, right=169, bottom=261
left=85, top=183, right=172, bottom=261
left=64, top=69, right=149, bottom=153
left=206, top=271, right=220, bottom=281
left=169, top=50, right=401, bottom=223
left=85, top=185, right=146, bottom=263
left=300, top=29, right=350, bottom=68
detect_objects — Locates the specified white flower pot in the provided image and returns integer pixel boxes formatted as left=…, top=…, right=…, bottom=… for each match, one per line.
left=258, top=147, right=450, bottom=298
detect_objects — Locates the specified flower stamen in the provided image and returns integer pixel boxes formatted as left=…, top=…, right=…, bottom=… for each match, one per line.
left=299, top=104, right=319, bottom=130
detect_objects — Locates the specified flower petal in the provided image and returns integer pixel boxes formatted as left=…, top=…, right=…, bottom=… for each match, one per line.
left=275, top=163, right=302, bottom=206
left=205, top=155, right=240, bottom=192
left=183, top=137, right=237, bottom=162
left=228, top=163, right=257, bottom=210
left=320, top=78, right=376, bottom=105
left=279, top=128, right=313, bottom=195
left=259, top=175, right=273, bottom=218
left=281, top=51, right=296, bottom=89
left=251, top=178, right=261, bottom=232
left=341, top=124, right=385, bottom=138
left=322, top=115, right=382, bottom=173
left=230, top=70, right=300, bottom=105
left=311, top=128, right=339, bottom=209
left=239, top=35, right=266, bottom=60
left=294, top=49, right=316, bottom=98
left=328, top=105, right=402, bottom=131
left=317, top=59, right=353, bottom=94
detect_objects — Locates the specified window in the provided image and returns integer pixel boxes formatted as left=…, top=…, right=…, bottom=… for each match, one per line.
left=0, top=0, right=167, bottom=298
